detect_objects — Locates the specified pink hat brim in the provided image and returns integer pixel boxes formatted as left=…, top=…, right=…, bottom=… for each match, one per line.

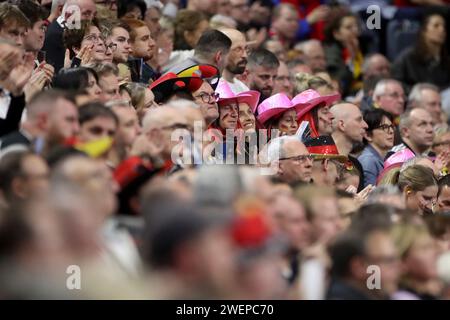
left=296, top=93, right=340, bottom=120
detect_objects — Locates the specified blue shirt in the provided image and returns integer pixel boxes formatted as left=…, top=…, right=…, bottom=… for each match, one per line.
left=358, top=144, right=384, bottom=187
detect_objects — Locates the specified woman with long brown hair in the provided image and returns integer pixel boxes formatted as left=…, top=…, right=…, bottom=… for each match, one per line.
left=392, top=12, right=450, bottom=90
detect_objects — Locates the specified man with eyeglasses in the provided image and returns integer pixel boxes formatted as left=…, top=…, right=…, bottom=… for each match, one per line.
left=43, top=0, right=97, bottom=73
left=14, top=0, right=48, bottom=56
left=134, top=106, right=189, bottom=168
left=192, top=81, right=219, bottom=127
left=265, top=136, right=313, bottom=185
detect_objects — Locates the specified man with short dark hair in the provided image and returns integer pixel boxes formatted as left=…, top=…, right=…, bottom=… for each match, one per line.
left=14, top=0, right=48, bottom=54
left=0, top=150, right=49, bottom=205
left=0, top=89, right=79, bottom=152
left=0, top=2, right=30, bottom=47
left=167, top=29, right=231, bottom=76
left=327, top=228, right=400, bottom=300
left=247, top=48, right=280, bottom=102
left=78, top=102, right=118, bottom=143
left=102, top=20, right=132, bottom=66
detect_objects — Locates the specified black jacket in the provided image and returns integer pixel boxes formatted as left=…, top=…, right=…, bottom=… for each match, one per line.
left=0, top=130, right=31, bottom=151
left=392, top=47, right=450, bottom=91
left=42, top=21, right=65, bottom=73
left=0, top=94, right=26, bottom=138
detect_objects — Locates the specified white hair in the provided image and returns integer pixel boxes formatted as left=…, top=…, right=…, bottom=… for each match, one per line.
left=266, top=136, right=299, bottom=163
left=407, top=83, right=440, bottom=109
left=166, top=99, right=199, bottom=110
left=372, top=79, right=402, bottom=100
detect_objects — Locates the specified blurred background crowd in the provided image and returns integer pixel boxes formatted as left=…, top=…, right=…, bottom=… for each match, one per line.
left=0, top=0, right=450, bottom=299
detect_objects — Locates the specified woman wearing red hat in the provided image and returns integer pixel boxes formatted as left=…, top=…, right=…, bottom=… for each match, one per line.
left=292, top=89, right=340, bottom=139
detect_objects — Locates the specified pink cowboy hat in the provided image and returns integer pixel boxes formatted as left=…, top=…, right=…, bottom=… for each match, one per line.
left=215, top=81, right=260, bottom=113
left=384, top=149, right=415, bottom=168
left=293, top=89, right=341, bottom=120
left=256, top=93, right=306, bottom=125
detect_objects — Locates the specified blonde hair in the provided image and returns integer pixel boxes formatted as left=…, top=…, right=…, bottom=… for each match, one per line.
left=294, top=72, right=332, bottom=95
left=391, top=222, right=430, bottom=258
left=379, top=164, right=437, bottom=192
left=125, top=82, right=147, bottom=112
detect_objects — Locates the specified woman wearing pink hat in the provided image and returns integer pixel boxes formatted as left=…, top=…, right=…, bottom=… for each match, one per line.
left=208, top=81, right=260, bottom=162
left=256, top=93, right=305, bottom=137
left=292, top=89, right=340, bottom=138
left=211, top=81, right=260, bottom=133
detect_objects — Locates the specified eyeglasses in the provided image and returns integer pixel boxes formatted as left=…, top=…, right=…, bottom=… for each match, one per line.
left=105, top=42, right=117, bottom=52
left=194, top=92, right=220, bottom=104
left=279, top=154, right=314, bottom=163
left=375, top=124, right=395, bottom=133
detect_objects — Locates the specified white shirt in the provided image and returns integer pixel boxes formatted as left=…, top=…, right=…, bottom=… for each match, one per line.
left=0, top=88, right=12, bottom=120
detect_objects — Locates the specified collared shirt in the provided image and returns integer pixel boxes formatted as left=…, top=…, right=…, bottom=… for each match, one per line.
left=358, top=144, right=384, bottom=187
left=0, top=88, right=12, bottom=120
left=56, top=15, right=65, bottom=28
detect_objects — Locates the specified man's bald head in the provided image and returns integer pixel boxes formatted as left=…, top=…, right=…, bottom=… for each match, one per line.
left=330, top=103, right=359, bottom=122
left=218, top=28, right=246, bottom=44
left=142, top=106, right=187, bottom=133
left=331, top=103, right=368, bottom=144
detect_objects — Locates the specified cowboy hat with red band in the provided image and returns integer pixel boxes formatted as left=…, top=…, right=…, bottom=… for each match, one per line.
left=303, top=135, right=347, bottom=162
left=256, top=93, right=307, bottom=125
left=215, top=80, right=260, bottom=113
left=149, top=72, right=203, bottom=103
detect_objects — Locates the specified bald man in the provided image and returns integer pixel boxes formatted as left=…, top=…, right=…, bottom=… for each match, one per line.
left=330, top=103, right=368, bottom=191
left=43, top=0, right=97, bottom=72
left=218, top=28, right=250, bottom=93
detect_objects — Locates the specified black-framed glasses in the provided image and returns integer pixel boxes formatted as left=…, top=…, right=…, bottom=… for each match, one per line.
left=194, top=92, right=220, bottom=104
left=375, top=124, right=395, bottom=133
left=279, top=154, right=314, bottom=163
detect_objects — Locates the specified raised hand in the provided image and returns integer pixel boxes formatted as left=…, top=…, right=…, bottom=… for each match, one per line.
left=6, top=52, right=35, bottom=96
left=77, top=44, right=95, bottom=66
left=0, top=43, right=22, bottom=81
